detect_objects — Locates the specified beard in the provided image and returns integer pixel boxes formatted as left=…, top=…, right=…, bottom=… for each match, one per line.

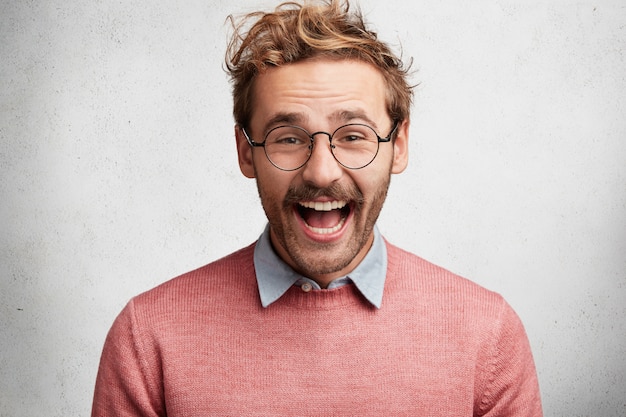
left=256, top=175, right=392, bottom=278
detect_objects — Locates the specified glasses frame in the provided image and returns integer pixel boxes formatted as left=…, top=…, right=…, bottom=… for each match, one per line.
left=241, top=121, right=399, bottom=171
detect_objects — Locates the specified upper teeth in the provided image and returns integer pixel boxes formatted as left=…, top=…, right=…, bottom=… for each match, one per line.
left=299, top=200, right=347, bottom=211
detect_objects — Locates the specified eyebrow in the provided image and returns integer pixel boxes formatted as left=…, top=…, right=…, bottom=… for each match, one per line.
left=263, top=112, right=308, bottom=134
left=262, top=109, right=379, bottom=135
left=330, top=110, right=378, bottom=130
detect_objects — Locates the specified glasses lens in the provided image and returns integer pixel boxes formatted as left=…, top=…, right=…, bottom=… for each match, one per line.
left=264, top=126, right=312, bottom=171
left=331, top=124, right=380, bottom=169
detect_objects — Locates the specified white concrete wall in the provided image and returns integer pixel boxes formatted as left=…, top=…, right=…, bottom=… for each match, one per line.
left=1, top=0, right=624, bottom=415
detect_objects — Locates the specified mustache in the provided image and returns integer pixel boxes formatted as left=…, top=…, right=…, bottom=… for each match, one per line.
left=283, top=183, right=364, bottom=207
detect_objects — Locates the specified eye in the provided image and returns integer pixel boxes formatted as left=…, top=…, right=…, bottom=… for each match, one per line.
left=341, top=133, right=366, bottom=142
left=333, top=125, right=375, bottom=144
left=266, top=127, right=309, bottom=146
left=274, top=135, right=305, bottom=145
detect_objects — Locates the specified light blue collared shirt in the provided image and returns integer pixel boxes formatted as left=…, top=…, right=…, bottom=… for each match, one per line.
left=253, top=224, right=387, bottom=308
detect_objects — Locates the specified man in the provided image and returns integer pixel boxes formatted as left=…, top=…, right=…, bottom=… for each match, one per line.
left=92, top=1, right=542, bottom=415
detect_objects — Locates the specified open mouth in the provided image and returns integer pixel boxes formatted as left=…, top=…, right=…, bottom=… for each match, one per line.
left=296, top=200, right=351, bottom=235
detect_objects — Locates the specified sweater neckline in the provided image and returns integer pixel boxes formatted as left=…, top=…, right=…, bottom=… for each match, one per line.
left=271, top=283, right=377, bottom=311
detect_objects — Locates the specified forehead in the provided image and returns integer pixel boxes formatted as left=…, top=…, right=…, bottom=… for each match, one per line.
left=250, top=59, right=388, bottom=131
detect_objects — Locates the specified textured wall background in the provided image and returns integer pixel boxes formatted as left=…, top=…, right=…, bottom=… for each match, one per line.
left=1, top=0, right=625, bottom=415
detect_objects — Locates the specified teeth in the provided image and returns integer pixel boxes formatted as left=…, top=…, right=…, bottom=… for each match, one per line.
left=299, top=200, right=347, bottom=211
left=305, top=217, right=346, bottom=235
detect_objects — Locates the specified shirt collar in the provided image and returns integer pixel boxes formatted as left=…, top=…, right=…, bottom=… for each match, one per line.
left=253, top=224, right=387, bottom=308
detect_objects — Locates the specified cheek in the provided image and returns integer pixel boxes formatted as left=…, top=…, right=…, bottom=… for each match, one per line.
left=355, top=178, right=376, bottom=197
left=353, top=166, right=391, bottom=196
left=256, top=169, right=294, bottom=200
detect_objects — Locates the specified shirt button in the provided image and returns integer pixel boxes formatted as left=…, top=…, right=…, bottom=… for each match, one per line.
left=301, top=282, right=313, bottom=292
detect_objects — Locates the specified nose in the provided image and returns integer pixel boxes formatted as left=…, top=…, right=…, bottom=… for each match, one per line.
left=300, top=134, right=343, bottom=187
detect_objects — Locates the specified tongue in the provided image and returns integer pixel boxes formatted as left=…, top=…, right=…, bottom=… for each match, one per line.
left=301, top=208, right=342, bottom=229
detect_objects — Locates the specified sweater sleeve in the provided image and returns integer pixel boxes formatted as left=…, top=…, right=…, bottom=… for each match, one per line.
left=475, top=299, right=543, bottom=417
left=92, top=300, right=165, bottom=417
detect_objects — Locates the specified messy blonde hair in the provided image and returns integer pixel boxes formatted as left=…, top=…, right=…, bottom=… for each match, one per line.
left=225, top=0, right=413, bottom=129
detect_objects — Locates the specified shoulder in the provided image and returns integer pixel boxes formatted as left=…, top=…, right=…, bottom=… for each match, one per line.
left=383, top=240, right=508, bottom=316
left=101, top=243, right=261, bottom=367
left=383, top=240, right=532, bottom=356
left=129, top=242, right=259, bottom=315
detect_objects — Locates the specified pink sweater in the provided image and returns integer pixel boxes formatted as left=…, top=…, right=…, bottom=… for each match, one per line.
left=92, top=241, right=542, bottom=416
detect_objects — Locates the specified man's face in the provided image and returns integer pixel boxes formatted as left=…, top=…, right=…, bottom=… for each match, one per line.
left=236, top=58, right=409, bottom=286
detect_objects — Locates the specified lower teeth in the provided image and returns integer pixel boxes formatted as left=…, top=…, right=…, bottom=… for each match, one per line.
left=306, top=217, right=346, bottom=235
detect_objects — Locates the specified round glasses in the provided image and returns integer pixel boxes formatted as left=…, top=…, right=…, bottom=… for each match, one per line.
left=242, top=121, right=398, bottom=171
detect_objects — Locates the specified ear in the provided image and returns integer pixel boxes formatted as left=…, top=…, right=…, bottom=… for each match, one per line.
left=235, top=125, right=256, bottom=178
left=391, top=119, right=409, bottom=174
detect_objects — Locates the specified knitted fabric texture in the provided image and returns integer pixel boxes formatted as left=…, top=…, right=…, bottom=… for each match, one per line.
left=92, top=241, right=542, bottom=416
